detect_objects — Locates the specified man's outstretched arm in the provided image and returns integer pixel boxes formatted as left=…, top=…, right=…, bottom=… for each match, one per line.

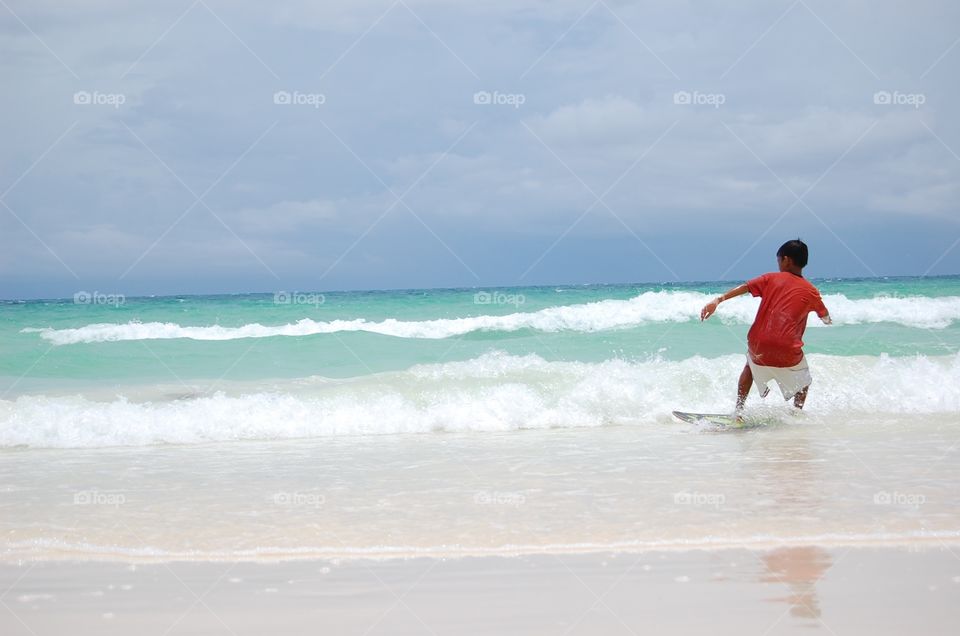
left=700, top=283, right=749, bottom=321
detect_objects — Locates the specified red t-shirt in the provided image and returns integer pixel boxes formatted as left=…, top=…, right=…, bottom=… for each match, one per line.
left=746, top=272, right=828, bottom=368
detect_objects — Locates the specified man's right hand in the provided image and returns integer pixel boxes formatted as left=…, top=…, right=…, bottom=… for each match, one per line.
left=700, top=299, right=719, bottom=321
left=701, top=285, right=746, bottom=321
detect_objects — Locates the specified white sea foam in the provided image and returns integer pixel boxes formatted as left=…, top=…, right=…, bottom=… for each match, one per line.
left=2, top=352, right=958, bottom=448
left=7, top=530, right=960, bottom=563
left=23, top=292, right=960, bottom=345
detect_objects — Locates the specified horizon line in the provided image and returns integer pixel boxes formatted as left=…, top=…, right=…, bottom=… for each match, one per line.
left=3, top=273, right=959, bottom=303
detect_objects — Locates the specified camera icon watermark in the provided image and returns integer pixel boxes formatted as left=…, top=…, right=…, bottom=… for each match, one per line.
left=673, top=490, right=725, bottom=508
left=473, top=90, right=526, bottom=109
left=272, top=491, right=325, bottom=507
left=473, top=291, right=525, bottom=308
left=872, top=90, right=925, bottom=109
left=673, top=90, right=725, bottom=109
left=473, top=490, right=526, bottom=507
left=73, top=490, right=126, bottom=506
left=274, top=291, right=325, bottom=307
left=73, top=91, right=126, bottom=109
left=73, top=291, right=125, bottom=306
left=273, top=90, right=326, bottom=108
left=873, top=490, right=925, bottom=508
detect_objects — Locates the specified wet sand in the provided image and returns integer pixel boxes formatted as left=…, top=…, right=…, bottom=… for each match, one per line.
left=2, top=546, right=958, bottom=635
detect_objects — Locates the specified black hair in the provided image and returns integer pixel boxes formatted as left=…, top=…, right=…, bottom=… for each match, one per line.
left=777, top=239, right=808, bottom=268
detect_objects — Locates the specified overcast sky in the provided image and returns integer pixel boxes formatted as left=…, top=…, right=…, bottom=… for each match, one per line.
left=2, top=0, right=959, bottom=298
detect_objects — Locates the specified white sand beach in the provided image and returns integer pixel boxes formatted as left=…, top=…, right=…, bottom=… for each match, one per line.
left=3, top=546, right=959, bottom=635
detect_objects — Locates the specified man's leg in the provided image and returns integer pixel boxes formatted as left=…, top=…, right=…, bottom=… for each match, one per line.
left=793, top=386, right=809, bottom=409
left=737, top=364, right=753, bottom=412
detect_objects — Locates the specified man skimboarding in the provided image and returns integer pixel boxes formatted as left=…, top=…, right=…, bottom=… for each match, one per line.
left=700, top=239, right=832, bottom=416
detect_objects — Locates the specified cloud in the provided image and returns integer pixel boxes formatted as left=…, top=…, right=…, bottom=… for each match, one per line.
left=232, top=199, right=338, bottom=233
left=1, top=1, right=958, bottom=296
left=531, top=95, right=654, bottom=147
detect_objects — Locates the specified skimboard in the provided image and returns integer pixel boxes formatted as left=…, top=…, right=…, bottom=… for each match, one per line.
left=672, top=411, right=762, bottom=430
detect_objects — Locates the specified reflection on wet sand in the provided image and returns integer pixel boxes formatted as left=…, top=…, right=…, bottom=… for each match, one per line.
left=746, top=433, right=831, bottom=620
left=762, top=545, right=832, bottom=619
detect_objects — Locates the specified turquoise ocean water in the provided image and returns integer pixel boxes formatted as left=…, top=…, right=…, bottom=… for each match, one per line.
left=1, top=275, right=958, bottom=447
left=2, top=276, right=960, bottom=561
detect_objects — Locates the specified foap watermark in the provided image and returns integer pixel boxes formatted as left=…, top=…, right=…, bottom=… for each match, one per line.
left=474, top=490, right=526, bottom=507
left=873, top=491, right=926, bottom=508
left=473, top=90, right=526, bottom=109
left=673, top=90, right=725, bottom=109
left=73, top=91, right=126, bottom=109
left=273, top=90, right=326, bottom=108
left=473, top=291, right=525, bottom=308
left=272, top=491, right=325, bottom=507
left=74, top=490, right=126, bottom=506
left=673, top=490, right=725, bottom=509
left=873, top=90, right=925, bottom=109
left=74, top=291, right=125, bottom=306
left=274, top=291, right=325, bottom=307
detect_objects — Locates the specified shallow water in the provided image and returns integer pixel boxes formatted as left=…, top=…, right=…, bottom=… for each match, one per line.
left=1, top=277, right=958, bottom=561
left=2, top=413, right=957, bottom=561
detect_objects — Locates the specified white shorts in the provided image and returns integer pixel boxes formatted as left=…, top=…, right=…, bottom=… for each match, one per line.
left=747, top=354, right=812, bottom=400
